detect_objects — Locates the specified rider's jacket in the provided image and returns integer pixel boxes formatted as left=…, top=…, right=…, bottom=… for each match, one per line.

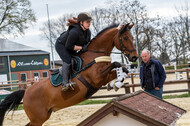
left=57, top=24, right=91, bottom=54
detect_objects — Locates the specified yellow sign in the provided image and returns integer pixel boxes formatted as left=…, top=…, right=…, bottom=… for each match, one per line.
left=10, top=60, right=16, bottom=68
left=44, top=58, right=49, bottom=66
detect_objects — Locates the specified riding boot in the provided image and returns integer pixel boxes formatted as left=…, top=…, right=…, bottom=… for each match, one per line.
left=62, top=62, right=76, bottom=91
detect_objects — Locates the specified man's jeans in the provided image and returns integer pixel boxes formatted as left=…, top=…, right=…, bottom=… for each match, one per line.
left=145, top=87, right=163, bottom=99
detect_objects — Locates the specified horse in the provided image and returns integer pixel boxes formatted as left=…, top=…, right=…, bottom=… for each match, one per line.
left=0, top=23, right=138, bottom=126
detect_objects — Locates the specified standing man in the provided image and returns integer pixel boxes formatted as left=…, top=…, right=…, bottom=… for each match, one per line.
left=140, top=50, right=166, bottom=99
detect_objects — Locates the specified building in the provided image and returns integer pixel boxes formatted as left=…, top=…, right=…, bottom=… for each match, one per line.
left=51, top=60, right=62, bottom=68
left=0, top=39, right=51, bottom=83
left=78, top=90, right=186, bottom=126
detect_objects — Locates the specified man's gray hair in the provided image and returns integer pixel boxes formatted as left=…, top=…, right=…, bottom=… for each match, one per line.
left=141, top=49, right=150, bottom=55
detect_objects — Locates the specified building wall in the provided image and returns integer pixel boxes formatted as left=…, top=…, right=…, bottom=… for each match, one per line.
left=0, top=54, right=51, bottom=83
left=11, top=69, right=50, bottom=82
left=10, top=54, right=50, bottom=72
left=0, top=56, right=9, bottom=83
left=94, top=113, right=147, bottom=126
left=0, top=56, right=8, bottom=74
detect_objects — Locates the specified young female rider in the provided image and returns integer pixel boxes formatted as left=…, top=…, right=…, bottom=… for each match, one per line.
left=55, top=12, right=92, bottom=91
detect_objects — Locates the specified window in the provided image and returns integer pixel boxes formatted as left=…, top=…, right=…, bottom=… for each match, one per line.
left=34, top=72, right=40, bottom=78
left=0, top=57, right=5, bottom=73
left=21, top=73, right=27, bottom=82
left=42, top=71, right=48, bottom=78
left=34, top=72, right=40, bottom=81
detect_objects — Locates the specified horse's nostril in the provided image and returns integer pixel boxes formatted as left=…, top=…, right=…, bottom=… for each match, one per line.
left=132, top=57, right=137, bottom=62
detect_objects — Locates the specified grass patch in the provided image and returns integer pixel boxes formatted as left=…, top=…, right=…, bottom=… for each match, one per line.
left=163, top=93, right=190, bottom=99
left=77, top=99, right=111, bottom=105
left=16, top=99, right=111, bottom=110
left=18, top=105, right=24, bottom=110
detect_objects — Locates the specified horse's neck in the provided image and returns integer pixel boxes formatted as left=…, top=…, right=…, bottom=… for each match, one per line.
left=89, top=28, right=118, bottom=53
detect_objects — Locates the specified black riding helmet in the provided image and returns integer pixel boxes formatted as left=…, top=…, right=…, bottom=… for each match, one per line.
left=77, top=12, right=92, bottom=22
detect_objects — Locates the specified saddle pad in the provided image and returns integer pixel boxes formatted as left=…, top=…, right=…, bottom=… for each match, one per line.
left=50, top=73, right=63, bottom=87
left=50, top=56, right=82, bottom=87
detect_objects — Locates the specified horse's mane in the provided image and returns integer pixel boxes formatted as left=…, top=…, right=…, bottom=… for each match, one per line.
left=92, top=23, right=119, bottom=40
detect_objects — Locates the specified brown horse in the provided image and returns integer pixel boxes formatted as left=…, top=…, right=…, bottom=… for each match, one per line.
left=0, top=23, right=138, bottom=126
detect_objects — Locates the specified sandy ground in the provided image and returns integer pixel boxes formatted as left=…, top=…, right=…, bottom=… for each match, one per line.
left=3, top=73, right=190, bottom=126
left=3, top=97, right=190, bottom=126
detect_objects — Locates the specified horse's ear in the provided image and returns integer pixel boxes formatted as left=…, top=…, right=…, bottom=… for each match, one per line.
left=128, top=23, right=134, bottom=29
left=117, top=24, right=123, bottom=30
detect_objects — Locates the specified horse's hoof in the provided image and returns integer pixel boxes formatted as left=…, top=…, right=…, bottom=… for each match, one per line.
left=107, top=84, right=112, bottom=91
left=114, top=86, right=119, bottom=92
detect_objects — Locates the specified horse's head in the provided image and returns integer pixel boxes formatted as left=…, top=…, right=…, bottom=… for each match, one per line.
left=114, top=23, right=138, bottom=62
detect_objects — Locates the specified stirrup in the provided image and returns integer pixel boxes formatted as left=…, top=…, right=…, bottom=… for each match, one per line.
left=62, top=82, right=76, bottom=91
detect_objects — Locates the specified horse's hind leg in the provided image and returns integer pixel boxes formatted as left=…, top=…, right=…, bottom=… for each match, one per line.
left=24, top=107, right=52, bottom=126
left=24, top=105, right=52, bottom=126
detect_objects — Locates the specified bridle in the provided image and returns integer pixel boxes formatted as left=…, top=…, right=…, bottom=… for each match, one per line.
left=119, top=32, right=136, bottom=57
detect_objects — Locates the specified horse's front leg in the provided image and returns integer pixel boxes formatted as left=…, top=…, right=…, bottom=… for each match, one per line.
left=101, top=62, right=128, bottom=90
left=102, top=62, right=129, bottom=91
left=101, top=61, right=122, bottom=77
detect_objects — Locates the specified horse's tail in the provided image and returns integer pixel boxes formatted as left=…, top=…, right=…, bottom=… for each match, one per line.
left=0, top=90, right=25, bottom=126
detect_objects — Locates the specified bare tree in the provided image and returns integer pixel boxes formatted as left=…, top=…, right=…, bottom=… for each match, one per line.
left=166, top=2, right=190, bottom=64
left=0, top=0, right=36, bottom=38
left=40, top=13, right=74, bottom=47
left=153, top=19, right=172, bottom=64
left=167, top=21, right=184, bottom=64
left=90, top=8, right=112, bottom=36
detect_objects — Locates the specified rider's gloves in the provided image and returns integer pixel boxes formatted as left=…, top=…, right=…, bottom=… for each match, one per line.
left=81, top=44, right=88, bottom=52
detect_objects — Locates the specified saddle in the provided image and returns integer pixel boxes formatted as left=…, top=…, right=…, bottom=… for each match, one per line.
left=49, top=56, right=82, bottom=86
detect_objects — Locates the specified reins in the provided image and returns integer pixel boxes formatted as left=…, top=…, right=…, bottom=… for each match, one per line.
left=74, top=56, right=112, bottom=75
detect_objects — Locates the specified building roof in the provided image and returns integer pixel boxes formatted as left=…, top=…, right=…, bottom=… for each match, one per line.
left=0, top=38, right=49, bottom=56
left=51, top=60, right=62, bottom=66
left=78, top=90, right=186, bottom=126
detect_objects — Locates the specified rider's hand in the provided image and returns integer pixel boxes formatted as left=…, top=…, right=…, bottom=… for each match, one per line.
left=81, top=44, right=88, bottom=52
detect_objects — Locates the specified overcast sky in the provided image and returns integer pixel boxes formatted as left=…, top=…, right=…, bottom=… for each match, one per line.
left=8, top=0, right=187, bottom=60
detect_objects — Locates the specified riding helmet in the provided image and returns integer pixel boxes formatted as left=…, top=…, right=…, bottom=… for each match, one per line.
left=77, top=12, right=92, bottom=22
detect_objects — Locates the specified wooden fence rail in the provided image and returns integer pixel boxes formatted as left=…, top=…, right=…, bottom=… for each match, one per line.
left=90, top=68, right=190, bottom=99
left=90, top=79, right=190, bottom=99
left=0, top=80, right=19, bottom=84
left=0, top=77, right=47, bottom=90
left=0, top=82, right=32, bottom=90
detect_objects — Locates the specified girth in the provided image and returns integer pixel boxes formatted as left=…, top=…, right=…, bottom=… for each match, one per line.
left=78, top=75, right=99, bottom=99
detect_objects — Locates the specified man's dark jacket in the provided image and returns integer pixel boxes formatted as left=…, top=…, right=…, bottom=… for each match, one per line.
left=140, top=57, right=166, bottom=89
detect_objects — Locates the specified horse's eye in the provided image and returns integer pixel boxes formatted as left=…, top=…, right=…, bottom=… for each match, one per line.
left=124, top=37, right=128, bottom=40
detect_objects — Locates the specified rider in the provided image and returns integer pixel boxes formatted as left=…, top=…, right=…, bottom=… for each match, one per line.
left=55, top=12, right=92, bottom=91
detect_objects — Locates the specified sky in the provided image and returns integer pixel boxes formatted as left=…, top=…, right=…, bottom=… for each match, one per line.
left=8, top=0, right=188, bottom=60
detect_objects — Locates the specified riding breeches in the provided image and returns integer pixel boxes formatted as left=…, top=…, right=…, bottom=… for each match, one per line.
left=55, top=40, right=71, bottom=64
